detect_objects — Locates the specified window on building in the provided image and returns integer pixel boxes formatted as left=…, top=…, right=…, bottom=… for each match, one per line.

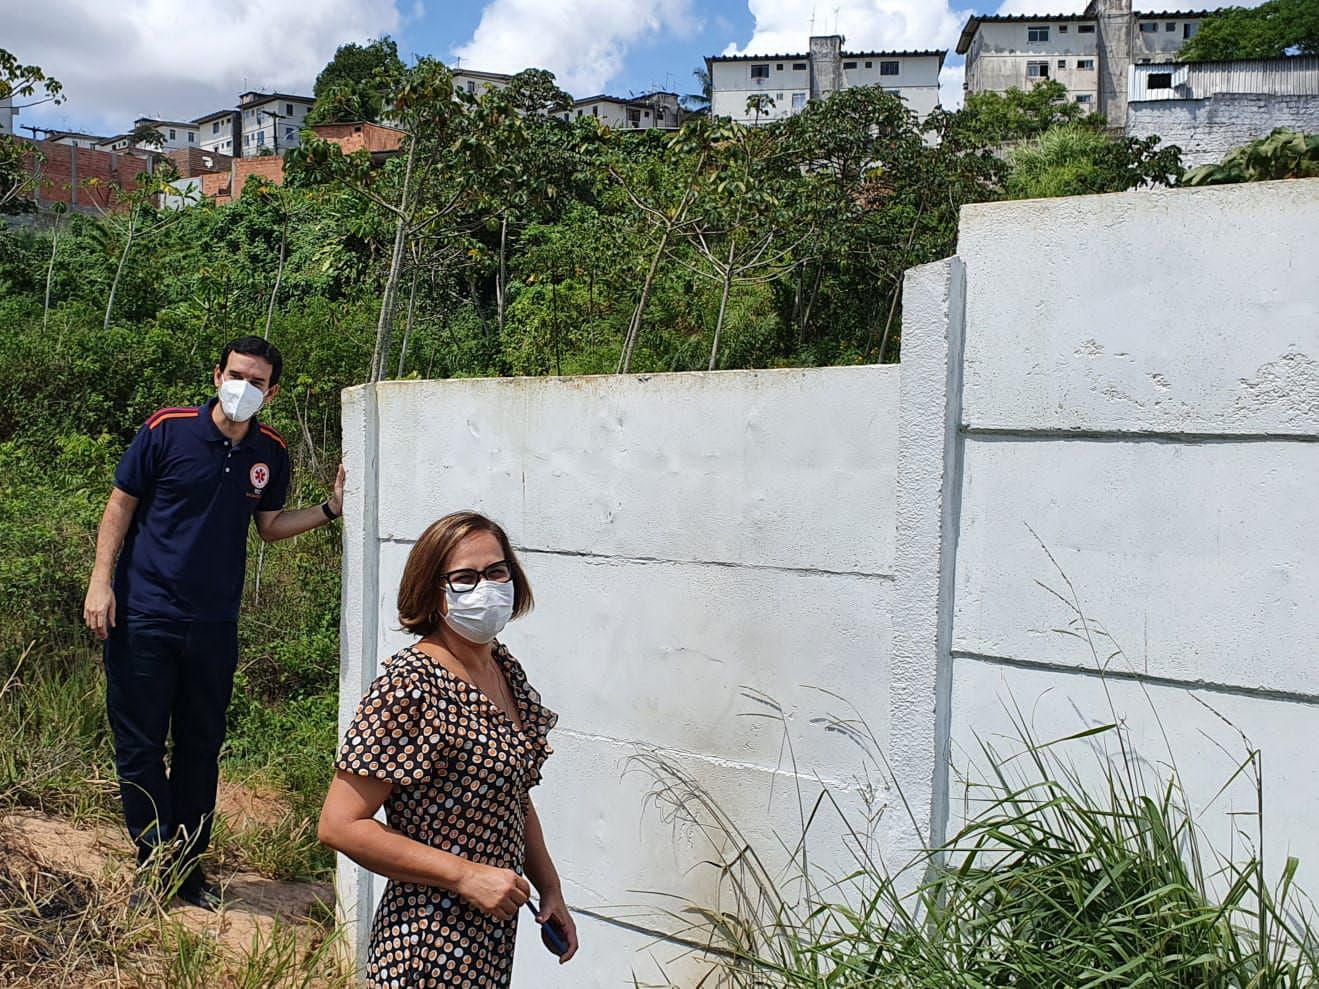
left=466, top=80, right=476, bottom=93
left=593, top=106, right=598, bottom=116
left=792, top=62, right=806, bottom=70
left=1028, top=25, right=1049, bottom=42
left=791, top=91, right=806, bottom=109
left=188, top=132, right=195, bottom=143
left=256, top=130, right=265, bottom=145
left=776, top=92, right=784, bottom=101
left=1076, top=94, right=1093, bottom=104
left=576, top=109, right=583, bottom=117
left=1139, top=22, right=1158, bottom=32
left=1027, top=61, right=1050, bottom=79
left=1059, top=24, right=1068, bottom=32
left=881, top=60, right=899, bottom=76
left=244, top=134, right=250, bottom=145
left=212, top=121, right=220, bottom=134
left=751, top=63, right=769, bottom=78
left=627, top=108, right=641, bottom=126
left=169, top=128, right=176, bottom=140
left=656, top=106, right=665, bottom=120
left=843, top=61, right=857, bottom=69
left=1166, top=22, right=1176, bottom=31
left=1058, top=59, right=1066, bottom=69
left=284, top=126, right=295, bottom=141
left=776, top=63, right=783, bottom=70
left=1184, top=22, right=1197, bottom=38
left=1078, top=23, right=1095, bottom=33
left=865, top=60, right=873, bottom=68
left=286, top=102, right=293, bottom=115
left=1147, top=72, right=1173, bottom=88
left=1077, top=58, right=1095, bottom=69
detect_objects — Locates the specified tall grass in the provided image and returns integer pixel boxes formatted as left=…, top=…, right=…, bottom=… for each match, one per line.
left=633, top=570, right=1319, bottom=988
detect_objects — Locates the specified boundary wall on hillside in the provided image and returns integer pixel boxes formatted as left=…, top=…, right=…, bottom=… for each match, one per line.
left=339, top=178, right=1319, bottom=987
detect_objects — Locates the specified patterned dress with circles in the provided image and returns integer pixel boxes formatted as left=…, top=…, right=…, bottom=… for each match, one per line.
left=336, top=642, right=558, bottom=989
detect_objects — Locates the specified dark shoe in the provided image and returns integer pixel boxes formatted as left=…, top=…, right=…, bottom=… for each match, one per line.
left=176, top=870, right=222, bottom=911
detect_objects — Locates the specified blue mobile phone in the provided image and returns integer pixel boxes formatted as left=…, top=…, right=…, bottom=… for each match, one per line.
left=525, top=900, right=570, bottom=956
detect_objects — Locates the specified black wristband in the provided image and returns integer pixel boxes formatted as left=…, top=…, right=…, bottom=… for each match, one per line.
left=321, top=500, right=340, bottom=521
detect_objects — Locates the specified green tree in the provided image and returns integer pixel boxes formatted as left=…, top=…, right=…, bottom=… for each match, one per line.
left=1179, top=0, right=1319, bottom=61
left=307, top=36, right=405, bottom=124
left=0, top=49, right=63, bottom=214
left=945, top=80, right=1090, bottom=149
left=1006, top=124, right=1183, bottom=199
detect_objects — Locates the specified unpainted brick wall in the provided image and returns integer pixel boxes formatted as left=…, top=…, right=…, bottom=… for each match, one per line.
left=1128, top=93, right=1319, bottom=168
left=21, top=141, right=154, bottom=210
left=232, top=155, right=285, bottom=196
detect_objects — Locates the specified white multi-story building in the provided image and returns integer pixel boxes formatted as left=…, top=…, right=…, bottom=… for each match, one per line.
left=708, top=35, right=945, bottom=124
left=195, top=109, right=240, bottom=156
left=559, top=91, right=682, bottom=129
left=452, top=69, right=515, bottom=99
left=0, top=96, right=15, bottom=136
left=237, top=91, right=313, bottom=156
left=957, top=0, right=1209, bottom=120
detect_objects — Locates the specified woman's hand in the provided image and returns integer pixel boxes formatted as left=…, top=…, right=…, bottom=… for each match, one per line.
left=458, top=863, right=531, bottom=921
left=536, top=886, right=579, bottom=963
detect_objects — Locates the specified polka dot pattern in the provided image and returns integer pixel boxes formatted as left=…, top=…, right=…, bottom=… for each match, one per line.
left=336, top=642, right=558, bottom=988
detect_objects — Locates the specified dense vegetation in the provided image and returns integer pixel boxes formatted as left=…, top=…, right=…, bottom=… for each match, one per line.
left=1180, top=0, right=1319, bottom=62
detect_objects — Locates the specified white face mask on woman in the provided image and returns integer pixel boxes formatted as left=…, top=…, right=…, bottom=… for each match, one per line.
left=219, top=378, right=266, bottom=422
left=443, top=581, right=514, bottom=644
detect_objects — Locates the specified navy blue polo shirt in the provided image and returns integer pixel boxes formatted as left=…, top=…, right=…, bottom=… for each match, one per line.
left=113, top=398, right=291, bottom=622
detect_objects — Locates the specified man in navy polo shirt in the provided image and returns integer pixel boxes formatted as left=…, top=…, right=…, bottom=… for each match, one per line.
left=82, top=335, right=345, bottom=910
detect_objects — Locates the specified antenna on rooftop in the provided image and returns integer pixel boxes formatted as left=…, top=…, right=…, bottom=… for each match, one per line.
left=833, top=5, right=841, bottom=34
left=809, top=5, right=816, bottom=34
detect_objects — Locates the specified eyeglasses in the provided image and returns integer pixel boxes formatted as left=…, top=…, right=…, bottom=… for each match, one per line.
left=442, top=561, right=513, bottom=594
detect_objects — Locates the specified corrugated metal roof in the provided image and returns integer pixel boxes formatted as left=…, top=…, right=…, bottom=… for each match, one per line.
left=1129, top=56, right=1319, bottom=100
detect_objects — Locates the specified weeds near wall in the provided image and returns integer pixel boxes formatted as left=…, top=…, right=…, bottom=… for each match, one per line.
left=632, top=554, right=1319, bottom=988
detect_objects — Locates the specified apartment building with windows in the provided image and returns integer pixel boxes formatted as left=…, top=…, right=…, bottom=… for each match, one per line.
left=237, top=91, right=313, bottom=156
left=957, top=0, right=1208, bottom=121
left=452, top=68, right=515, bottom=98
left=44, top=131, right=107, bottom=149
left=195, top=109, right=240, bottom=156
left=707, top=35, right=945, bottom=125
left=560, top=91, right=682, bottom=129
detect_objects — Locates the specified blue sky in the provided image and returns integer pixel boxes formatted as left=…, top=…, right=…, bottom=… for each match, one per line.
left=11, top=0, right=1248, bottom=138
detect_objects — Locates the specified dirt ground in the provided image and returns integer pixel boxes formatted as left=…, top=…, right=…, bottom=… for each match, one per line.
left=0, top=784, right=340, bottom=987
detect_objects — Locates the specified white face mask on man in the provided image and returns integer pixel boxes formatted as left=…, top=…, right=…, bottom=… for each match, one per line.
left=443, top=581, right=515, bottom=644
left=219, top=378, right=266, bottom=422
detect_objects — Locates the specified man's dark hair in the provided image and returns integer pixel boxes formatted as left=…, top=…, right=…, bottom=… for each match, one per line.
left=219, top=336, right=284, bottom=386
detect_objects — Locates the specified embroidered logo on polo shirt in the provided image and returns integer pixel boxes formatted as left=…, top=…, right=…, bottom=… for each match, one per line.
left=250, top=462, right=270, bottom=490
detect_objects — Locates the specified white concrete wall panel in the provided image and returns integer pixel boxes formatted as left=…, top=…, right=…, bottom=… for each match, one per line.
left=341, top=365, right=901, bottom=984
left=958, top=181, right=1319, bottom=435
left=950, top=658, right=1319, bottom=890
left=370, top=368, right=898, bottom=573
left=952, top=436, right=1319, bottom=691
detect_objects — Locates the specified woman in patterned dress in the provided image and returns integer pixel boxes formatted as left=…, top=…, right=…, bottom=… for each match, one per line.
left=319, top=511, right=578, bottom=988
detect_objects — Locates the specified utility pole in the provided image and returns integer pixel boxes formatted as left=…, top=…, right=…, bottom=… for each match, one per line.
left=260, top=108, right=287, bottom=154
left=22, top=125, right=47, bottom=141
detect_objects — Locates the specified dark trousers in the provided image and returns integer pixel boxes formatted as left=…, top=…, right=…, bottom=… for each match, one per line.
left=104, top=619, right=238, bottom=875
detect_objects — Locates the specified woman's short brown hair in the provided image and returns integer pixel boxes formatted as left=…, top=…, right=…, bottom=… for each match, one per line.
left=397, top=511, right=534, bottom=637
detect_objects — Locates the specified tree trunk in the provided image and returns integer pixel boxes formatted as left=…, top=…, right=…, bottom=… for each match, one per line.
left=42, top=225, right=59, bottom=334
left=708, top=238, right=737, bottom=372
left=397, top=262, right=420, bottom=377
left=264, top=210, right=288, bottom=340
left=104, top=209, right=137, bottom=333
left=618, top=227, right=670, bottom=374
left=371, top=139, right=417, bottom=382
left=496, top=214, right=508, bottom=338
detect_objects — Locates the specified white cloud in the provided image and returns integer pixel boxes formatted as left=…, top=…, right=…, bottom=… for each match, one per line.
left=8, top=0, right=401, bottom=136
left=723, top=0, right=974, bottom=57
left=454, top=0, right=698, bottom=97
